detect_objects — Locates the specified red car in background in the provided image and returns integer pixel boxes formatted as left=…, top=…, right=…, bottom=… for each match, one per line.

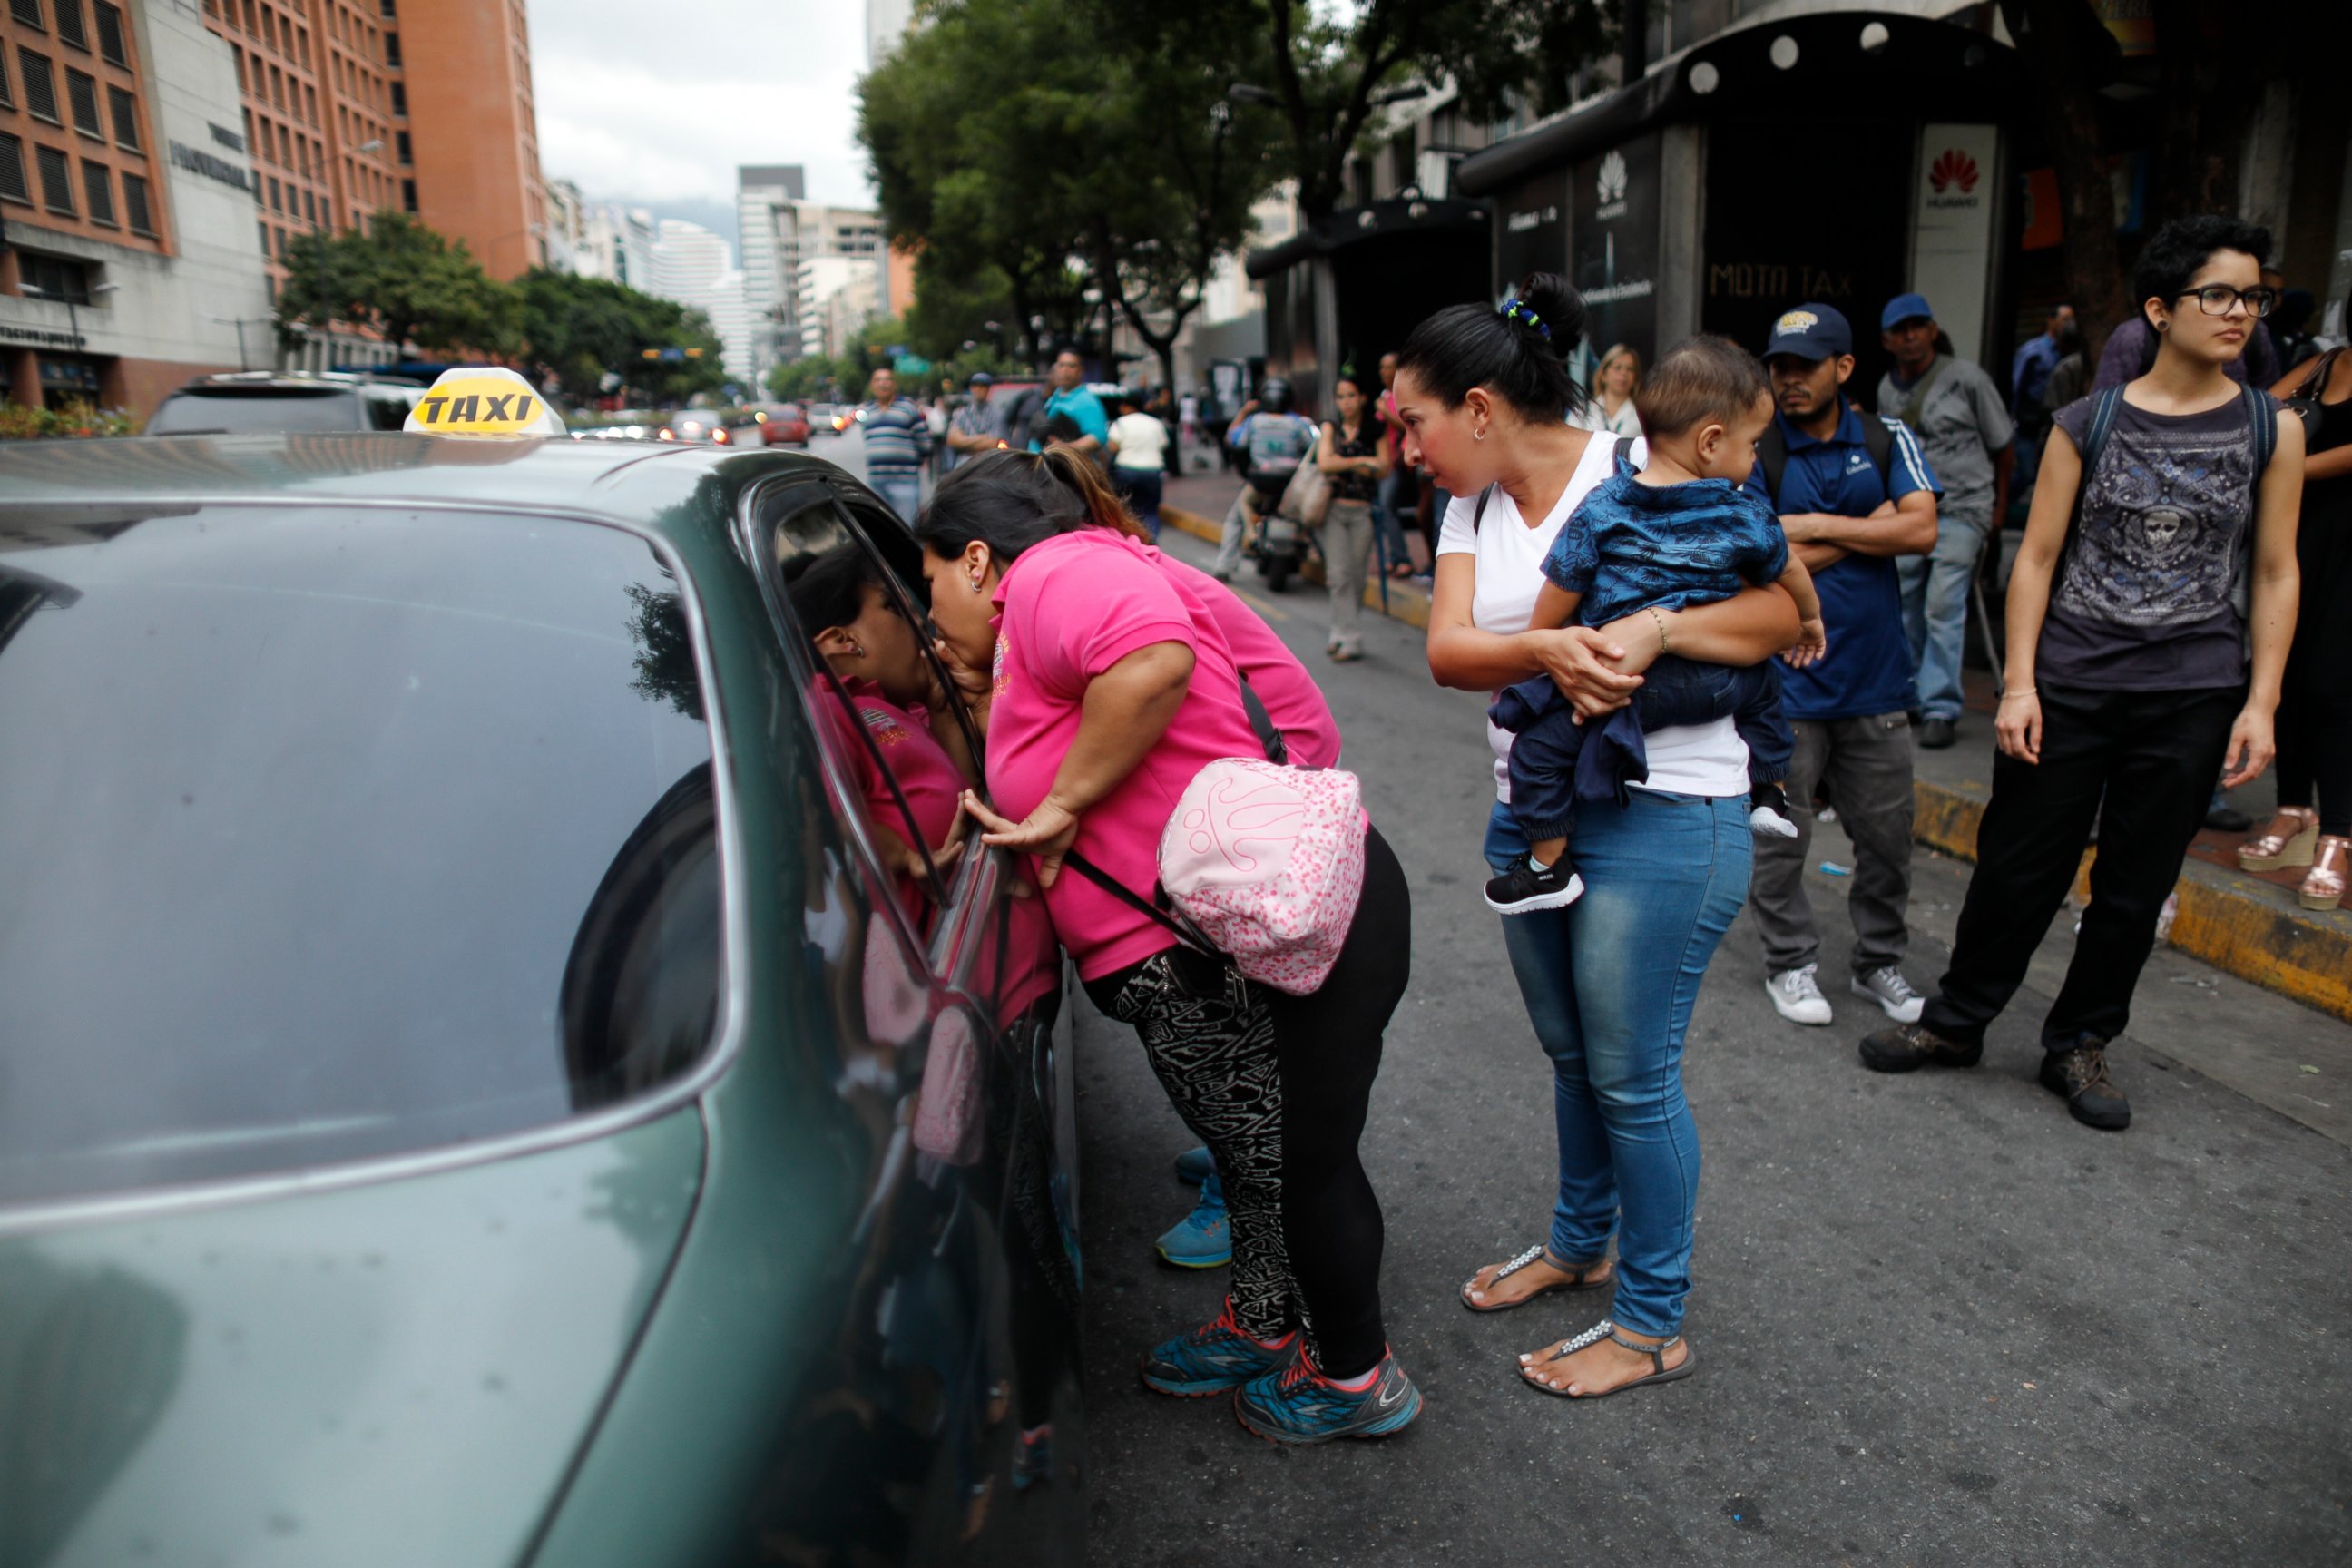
left=756, top=403, right=812, bottom=446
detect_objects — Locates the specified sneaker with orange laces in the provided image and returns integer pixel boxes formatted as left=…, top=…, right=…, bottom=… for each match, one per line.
left=1137, top=1298, right=1296, bottom=1396
left=1233, top=1346, right=1421, bottom=1444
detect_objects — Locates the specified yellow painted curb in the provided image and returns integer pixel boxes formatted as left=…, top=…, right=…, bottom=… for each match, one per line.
left=1914, top=777, right=2352, bottom=1024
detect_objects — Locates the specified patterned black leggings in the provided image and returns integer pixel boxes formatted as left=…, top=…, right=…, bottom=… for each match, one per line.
left=1084, top=827, right=1410, bottom=1378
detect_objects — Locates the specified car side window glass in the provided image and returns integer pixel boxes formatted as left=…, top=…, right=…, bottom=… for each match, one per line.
left=755, top=487, right=965, bottom=936
left=365, top=392, right=411, bottom=430
left=828, top=495, right=986, bottom=771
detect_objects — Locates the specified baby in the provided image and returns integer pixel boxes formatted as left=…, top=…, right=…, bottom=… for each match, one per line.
left=1485, top=335, right=1826, bottom=915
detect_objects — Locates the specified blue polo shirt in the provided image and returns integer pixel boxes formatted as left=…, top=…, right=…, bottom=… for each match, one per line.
left=1748, top=405, right=1941, bottom=722
left=1030, top=385, right=1109, bottom=450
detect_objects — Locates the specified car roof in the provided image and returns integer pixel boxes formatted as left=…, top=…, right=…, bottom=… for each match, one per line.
left=0, top=433, right=864, bottom=546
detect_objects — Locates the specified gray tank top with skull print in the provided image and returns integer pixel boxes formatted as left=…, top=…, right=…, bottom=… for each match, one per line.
left=2034, top=390, right=2269, bottom=691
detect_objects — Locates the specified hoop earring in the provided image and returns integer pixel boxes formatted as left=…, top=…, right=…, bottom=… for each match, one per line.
left=1474, top=426, right=1486, bottom=441
left=968, top=575, right=985, bottom=593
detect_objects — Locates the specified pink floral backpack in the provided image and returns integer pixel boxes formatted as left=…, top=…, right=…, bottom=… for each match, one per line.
left=1068, top=679, right=1367, bottom=996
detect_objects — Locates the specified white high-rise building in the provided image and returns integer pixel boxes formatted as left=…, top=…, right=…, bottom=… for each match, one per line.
left=650, top=220, right=755, bottom=384
left=574, top=203, right=659, bottom=290
left=867, top=0, right=916, bottom=65
left=737, top=165, right=887, bottom=385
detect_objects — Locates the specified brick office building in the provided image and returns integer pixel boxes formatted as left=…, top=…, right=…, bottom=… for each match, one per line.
left=201, top=0, right=547, bottom=368
left=0, top=0, right=270, bottom=416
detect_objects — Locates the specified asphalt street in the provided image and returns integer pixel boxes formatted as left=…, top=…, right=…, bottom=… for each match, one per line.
left=1073, top=516, right=2352, bottom=1566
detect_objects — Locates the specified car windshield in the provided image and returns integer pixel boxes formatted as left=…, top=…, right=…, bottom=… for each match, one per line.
left=0, top=505, right=723, bottom=1207
left=144, top=387, right=367, bottom=436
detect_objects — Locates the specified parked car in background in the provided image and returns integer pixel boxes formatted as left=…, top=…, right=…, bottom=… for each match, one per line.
left=142, top=372, right=425, bottom=436
left=0, top=426, right=1083, bottom=1566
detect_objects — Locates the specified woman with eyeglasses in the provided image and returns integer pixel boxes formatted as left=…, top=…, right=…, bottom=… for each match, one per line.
left=1860, top=215, right=2302, bottom=1132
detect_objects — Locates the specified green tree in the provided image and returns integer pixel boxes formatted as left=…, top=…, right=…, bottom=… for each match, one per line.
left=510, top=269, right=725, bottom=404
left=765, top=357, right=836, bottom=404
left=275, top=211, right=513, bottom=357
left=1127, top=0, right=1618, bottom=219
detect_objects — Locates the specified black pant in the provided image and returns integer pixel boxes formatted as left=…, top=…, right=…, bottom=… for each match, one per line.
left=1923, top=683, right=2241, bottom=1051
left=1083, top=825, right=1409, bottom=1378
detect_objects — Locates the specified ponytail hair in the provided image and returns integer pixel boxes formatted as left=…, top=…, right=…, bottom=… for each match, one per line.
left=915, top=446, right=1146, bottom=566
left=1395, top=270, right=1588, bottom=424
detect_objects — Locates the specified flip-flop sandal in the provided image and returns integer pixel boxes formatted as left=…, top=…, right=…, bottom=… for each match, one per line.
left=1460, top=1244, right=1612, bottom=1313
left=1518, top=1318, right=1697, bottom=1399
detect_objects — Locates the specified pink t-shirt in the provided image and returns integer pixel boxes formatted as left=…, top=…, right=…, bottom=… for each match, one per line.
left=1151, top=548, right=1342, bottom=769
left=986, top=530, right=1264, bottom=981
left=812, top=678, right=965, bottom=920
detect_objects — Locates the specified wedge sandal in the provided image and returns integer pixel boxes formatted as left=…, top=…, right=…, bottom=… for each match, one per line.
left=1518, top=1318, right=1696, bottom=1399
left=2240, top=807, right=2318, bottom=872
left=1459, top=1244, right=1612, bottom=1313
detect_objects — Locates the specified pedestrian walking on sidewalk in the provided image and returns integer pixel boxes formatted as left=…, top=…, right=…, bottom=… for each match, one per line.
left=1414, top=274, right=1803, bottom=1399
left=1318, top=370, right=1390, bottom=661
left=1864, top=215, right=2304, bottom=1130
left=1106, top=390, right=1169, bottom=541
left=1748, top=303, right=1941, bottom=1032
left=919, top=450, right=1421, bottom=1444
left=1876, top=292, right=2014, bottom=750
left=942, top=371, right=1005, bottom=474
left=858, top=367, right=933, bottom=523
left=2256, top=311, right=2352, bottom=910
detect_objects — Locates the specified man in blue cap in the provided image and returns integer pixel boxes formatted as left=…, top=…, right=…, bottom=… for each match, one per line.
left=1747, top=303, right=1942, bottom=1030
left=1877, top=292, right=2014, bottom=750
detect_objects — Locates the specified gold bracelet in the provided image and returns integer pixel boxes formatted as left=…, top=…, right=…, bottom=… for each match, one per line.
left=1647, top=606, right=1671, bottom=655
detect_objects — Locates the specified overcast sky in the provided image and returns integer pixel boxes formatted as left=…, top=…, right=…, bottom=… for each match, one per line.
left=526, top=0, right=876, bottom=242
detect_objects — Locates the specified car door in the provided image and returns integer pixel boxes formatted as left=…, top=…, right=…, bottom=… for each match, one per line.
left=739, top=475, right=1081, bottom=1563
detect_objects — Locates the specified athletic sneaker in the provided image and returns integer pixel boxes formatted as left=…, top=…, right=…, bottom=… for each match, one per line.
left=1172, top=1145, right=1215, bottom=1185
left=1849, top=966, right=1925, bottom=1023
left=1139, top=1298, right=1296, bottom=1396
left=1483, top=854, right=1584, bottom=915
left=1155, top=1171, right=1230, bottom=1268
left=1234, top=1346, right=1421, bottom=1444
left=1749, top=782, right=1798, bottom=838
left=1764, top=964, right=1833, bottom=1025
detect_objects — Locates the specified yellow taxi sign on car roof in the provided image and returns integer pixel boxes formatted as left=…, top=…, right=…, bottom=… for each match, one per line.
left=404, top=367, right=566, bottom=438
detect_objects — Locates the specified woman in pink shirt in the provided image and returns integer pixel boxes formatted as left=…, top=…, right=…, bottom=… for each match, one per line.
left=916, top=449, right=1420, bottom=1445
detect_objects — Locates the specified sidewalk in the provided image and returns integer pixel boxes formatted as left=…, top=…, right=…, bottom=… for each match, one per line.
left=1160, top=471, right=2350, bottom=1024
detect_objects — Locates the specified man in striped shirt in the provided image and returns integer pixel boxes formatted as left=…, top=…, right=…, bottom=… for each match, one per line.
left=858, top=368, right=933, bottom=522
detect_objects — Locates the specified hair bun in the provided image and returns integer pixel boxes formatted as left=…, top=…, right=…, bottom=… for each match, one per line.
left=1509, top=272, right=1587, bottom=358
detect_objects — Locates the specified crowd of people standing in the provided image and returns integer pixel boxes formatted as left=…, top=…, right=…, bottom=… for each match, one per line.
left=821, top=207, right=2332, bottom=1452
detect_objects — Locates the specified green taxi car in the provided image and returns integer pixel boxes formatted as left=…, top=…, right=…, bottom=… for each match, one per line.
left=0, top=432, right=1082, bottom=1565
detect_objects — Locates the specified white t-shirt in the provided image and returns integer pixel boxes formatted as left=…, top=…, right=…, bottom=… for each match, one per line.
left=1436, top=432, right=1748, bottom=802
left=1108, top=412, right=1169, bottom=471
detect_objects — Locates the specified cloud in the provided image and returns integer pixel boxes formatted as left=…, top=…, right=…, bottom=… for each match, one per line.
left=527, top=0, right=875, bottom=209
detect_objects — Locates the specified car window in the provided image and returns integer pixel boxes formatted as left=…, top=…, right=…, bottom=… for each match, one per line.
left=754, top=487, right=976, bottom=925
left=142, top=387, right=366, bottom=436
left=0, top=505, right=722, bottom=1207
left=363, top=390, right=415, bottom=430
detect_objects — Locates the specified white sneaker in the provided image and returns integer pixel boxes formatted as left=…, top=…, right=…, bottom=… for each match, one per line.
left=1764, top=964, right=1833, bottom=1025
left=1850, top=966, right=1926, bottom=1023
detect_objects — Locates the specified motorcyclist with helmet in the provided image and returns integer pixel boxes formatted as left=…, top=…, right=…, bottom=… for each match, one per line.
left=1219, top=377, right=1321, bottom=588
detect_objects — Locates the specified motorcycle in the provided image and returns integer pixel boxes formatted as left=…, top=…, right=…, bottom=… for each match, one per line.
left=1242, top=466, right=1308, bottom=594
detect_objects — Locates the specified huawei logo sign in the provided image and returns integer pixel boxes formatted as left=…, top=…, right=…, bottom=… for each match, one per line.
left=1929, top=150, right=1980, bottom=196
left=1597, top=150, right=1629, bottom=205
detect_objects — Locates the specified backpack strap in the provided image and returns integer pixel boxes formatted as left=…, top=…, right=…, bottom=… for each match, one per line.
left=1755, top=421, right=1789, bottom=508
left=1236, top=672, right=1289, bottom=765
left=1470, top=483, right=1495, bottom=532
left=2230, top=384, right=2277, bottom=619
left=1612, top=435, right=1638, bottom=467
left=1858, top=405, right=1896, bottom=488
left=1062, top=850, right=1207, bottom=951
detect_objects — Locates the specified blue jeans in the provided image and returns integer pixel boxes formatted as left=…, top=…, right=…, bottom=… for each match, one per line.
left=870, top=470, right=923, bottom=524
left=1484, top=790, right=1751, bottom=1336
left=1896, top=506, right=1989, bottom=722
left=1112, top=466, right=1162, bottom=541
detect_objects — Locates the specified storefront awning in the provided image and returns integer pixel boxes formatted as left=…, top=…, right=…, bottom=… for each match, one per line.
left=1456, top=8, right=2024, bottom=197
left=1245, top=196, right=1491, bottom=281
